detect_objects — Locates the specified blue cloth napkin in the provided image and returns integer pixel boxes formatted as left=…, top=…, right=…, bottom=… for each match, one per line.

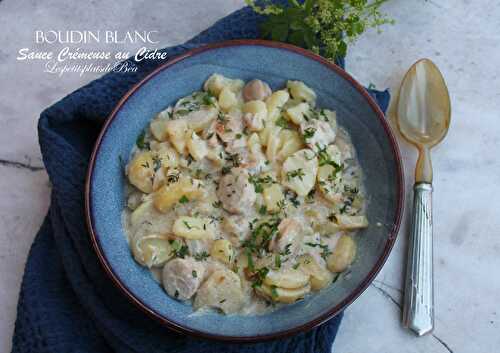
left=11, top=4, right=389, bottom=353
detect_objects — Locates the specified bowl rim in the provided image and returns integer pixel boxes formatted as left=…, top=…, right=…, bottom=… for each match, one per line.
left=85, top=39, right=404, bottom=342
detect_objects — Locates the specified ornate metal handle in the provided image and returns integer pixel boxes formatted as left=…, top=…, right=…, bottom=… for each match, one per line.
left=403, top=182, right=434, bottom=336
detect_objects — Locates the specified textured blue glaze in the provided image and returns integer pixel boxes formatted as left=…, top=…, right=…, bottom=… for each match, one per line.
left=90, top=45, right=400, bottom=337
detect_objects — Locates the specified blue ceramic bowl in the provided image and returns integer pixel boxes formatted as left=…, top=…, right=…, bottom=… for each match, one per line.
left=86, top=40, right=404, bottom=342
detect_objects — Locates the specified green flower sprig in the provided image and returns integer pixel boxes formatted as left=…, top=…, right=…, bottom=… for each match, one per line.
left=246, top=0, right=394, bottom=60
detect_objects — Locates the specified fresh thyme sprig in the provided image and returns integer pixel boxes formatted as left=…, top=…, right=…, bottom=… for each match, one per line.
left=246, top=0, right=393, bottom=60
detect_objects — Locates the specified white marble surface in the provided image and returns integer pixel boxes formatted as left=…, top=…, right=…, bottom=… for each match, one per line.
left=0, top=1, right=499, bottom=352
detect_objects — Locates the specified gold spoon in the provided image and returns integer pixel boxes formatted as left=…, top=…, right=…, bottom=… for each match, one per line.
left=396, top=59, right=451, bottom=336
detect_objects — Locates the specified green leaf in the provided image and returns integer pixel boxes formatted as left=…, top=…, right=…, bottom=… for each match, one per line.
left=288, top=30, right=305, bottom=47
left=338, top=40, right=347, bottom=57
left=304, top=0, right=314, bottom=13
left=271, top=24, right=289, bottom=42
left=303, top=29, right=317, bottom=49
left=290, top=18, right=305, bottom=31
left=250, top=0, right=393, bottom=60
left=136, top=130, right=149, bottom=150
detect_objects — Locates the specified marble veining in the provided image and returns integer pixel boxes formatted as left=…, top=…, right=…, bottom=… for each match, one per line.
left=0, top=0, right=499, bottom=352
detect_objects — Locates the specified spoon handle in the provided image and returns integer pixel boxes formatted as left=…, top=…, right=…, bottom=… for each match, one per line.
left=403, top=182, right=434, bottom=336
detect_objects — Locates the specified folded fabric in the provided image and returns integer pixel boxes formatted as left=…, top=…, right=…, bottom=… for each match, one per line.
left=12, top=4, right=389, bottom=353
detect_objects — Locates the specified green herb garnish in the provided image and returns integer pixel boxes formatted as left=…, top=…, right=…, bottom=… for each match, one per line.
left=179, top=195, right=189, bottom=204
left=194, top=251, right=210, bottom=261
left=286, top=168, right=305, bottom=181
left=251, top=267, right=270, bottom=288
left=246, top=0, right=393, bottom=60
left=275, top=115, right=292, bottom=129
left=305, top=242, right=332, bottom=260
left=302, top=127, right=316, bottom=140
left=169, top=240, right=189, bottom=258
left=136, top=130, right=150, bottom=150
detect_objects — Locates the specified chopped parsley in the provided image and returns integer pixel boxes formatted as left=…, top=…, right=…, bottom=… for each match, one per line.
left=305, top=242, right=332, bottom=260
left=217, top=111, right=227, bottom=124
left=250, top=267, right=270, bottom=288
left=201, top=92, right=216, bottom=107
left=175, top=109, right=190, bottom=116
left=152, top=154, right=162, bottom=172
left=166, top=170, right=180, bottom=184
left=280, top=243, right=292, bottom=257
left=275, top=115, right=292, bottom=129
left=248, top=174, right=275, bottom=193
left=316, top=143, right=344, bottom=173
left=169, top=240, right=189, bottom=258
left=270, top=285, right=279, bottom=298
left=192, top=270, right=197, bottom=278
left=286, top=168, right=305, bottom=181
left=274, top=254, right=281, bottom=269
left=285, top=190, right=300, bottom=208
left=194, top=251, right=210, bottom=261
left=332, top=273, right=341, bottom=284
left=225, top=153, right=242, bottom=168
left=245, top=248, right=255, bottom=272
left=179, top=195, right=189, bottom=204
left=306, top=189, right=316, bottom=203
left=241, top=217, right=281, bottom=256
left=212, top=200, right=223, bottom=209
left=302, top=127, right=316, bottom=140
left=136, top=130, right=150, bottom=150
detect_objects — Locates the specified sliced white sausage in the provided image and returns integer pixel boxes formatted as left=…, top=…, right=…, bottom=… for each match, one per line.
left=162, top=257, right=205, bottom=300
left=242, top=79, right=272, bottom=102
left=216, top=168, right=256, bottom=214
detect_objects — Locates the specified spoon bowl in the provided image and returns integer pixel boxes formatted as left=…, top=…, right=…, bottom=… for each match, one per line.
left=397, top=58, right=451, bottom=149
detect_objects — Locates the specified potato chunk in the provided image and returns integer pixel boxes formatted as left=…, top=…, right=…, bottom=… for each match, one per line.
left=287, top=80, right=317, bottom=104
left=127, top=151, right=154, bottom=193
left=285, top=102, right=310, bottom=125
left=281, top=149, right=318, bottom=196
left=256, top=283, right=311, bottom=304
left=210, top=239, right=234, bottom=264
left=203, top=73, right=244, bottom=97
left=243, top=100, right=268, bottom=132
left=194, top=269, right=245, bottom=314
left=218, top=87, right=238, bottom=112
left=262, top=183, right=284, bottom=213
left=150, top=108, right=172, bottom=141
left=327, top=235, right=357, bottom=272
left=333, top=215, right=369, bottom=230
left=153, top=176, right=204, bottom=212
left=165, top=119, right=189, bottom=154
left=297, top=255, right=333, bottom=291
left=276, top=129, right=304, bottom=162
left=131, top=234, right=173, bottom=268
left=186, top=131, right=208, bottom=161
left=264, top=268, right=310, bottom=289
left=266, top=90, right=290, bottom=111
left=172, top=216, right=214, bottom=240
